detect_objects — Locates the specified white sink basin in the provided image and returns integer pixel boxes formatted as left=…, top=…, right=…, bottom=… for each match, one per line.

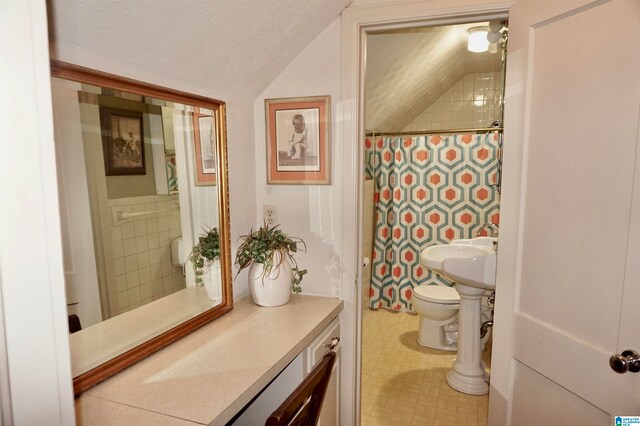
left=420, top=237, right=497, bottom=290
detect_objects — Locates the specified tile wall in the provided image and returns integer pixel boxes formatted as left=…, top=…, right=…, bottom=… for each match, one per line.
left=108, top=194, right=186, bottom=315
left=404, top=72, right=504, bottom=132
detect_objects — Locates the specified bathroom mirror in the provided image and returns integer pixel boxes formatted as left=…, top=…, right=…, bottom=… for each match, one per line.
left=50, top=60, right=233, bottom=396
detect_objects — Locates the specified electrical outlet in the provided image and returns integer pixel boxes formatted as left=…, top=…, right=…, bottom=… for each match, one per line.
left=263, top=205, right=278, bottom=226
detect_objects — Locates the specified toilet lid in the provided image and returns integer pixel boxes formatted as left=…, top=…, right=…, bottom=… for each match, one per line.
left=413, top=285, right=459, bottom=304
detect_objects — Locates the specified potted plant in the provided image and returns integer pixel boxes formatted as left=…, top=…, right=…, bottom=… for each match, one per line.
left=235, top=223, right=307, bottom=307
left=189, top=227, right=221, bottom=300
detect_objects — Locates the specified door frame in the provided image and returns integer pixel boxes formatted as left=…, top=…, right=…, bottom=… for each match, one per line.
left=0, top=0, right=76, bottom=423
left=339, top=1, right=516, bottom=424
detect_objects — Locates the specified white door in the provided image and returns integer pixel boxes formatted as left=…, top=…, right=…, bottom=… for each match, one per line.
left=51, top=78, right=104, bottom=328
left=493, top=0, right=640, bottom=423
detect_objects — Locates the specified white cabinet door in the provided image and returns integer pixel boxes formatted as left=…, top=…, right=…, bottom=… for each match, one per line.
left=306, top=318, right=341, bottom=426
left=494, top=0, right=640, bottom=423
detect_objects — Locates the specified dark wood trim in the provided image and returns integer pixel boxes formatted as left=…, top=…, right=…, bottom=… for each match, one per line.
left=50, top=60, right=225, bottom=108
left=51, top=60, right=234, bottom=397
left=73, top=304, right=233, bottom=396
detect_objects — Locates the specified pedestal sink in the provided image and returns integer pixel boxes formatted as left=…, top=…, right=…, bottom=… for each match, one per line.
left=420, top=237, right=496, bottom=287
left=420, top=237, right=497, bottom=395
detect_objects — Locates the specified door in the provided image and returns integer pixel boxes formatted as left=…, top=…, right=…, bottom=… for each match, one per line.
left=493, top=0, right=640, bottom=423
left=51, top=78, right=104, bottom=328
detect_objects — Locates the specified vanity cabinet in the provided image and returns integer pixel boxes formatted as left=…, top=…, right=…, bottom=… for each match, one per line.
left=229, top=317, right=341, bottom=425
left=75, top=296, right=343, bottom=426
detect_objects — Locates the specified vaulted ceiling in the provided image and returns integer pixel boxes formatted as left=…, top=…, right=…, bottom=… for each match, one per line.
left=48, top=3, right=502, bottom=131
left=47, top=0, right=352, bottom=99
left=365, top=23, right=503, bottom=132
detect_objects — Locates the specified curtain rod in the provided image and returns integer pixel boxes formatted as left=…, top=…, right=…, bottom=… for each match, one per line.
left=365, top=126, right=503, bottom=137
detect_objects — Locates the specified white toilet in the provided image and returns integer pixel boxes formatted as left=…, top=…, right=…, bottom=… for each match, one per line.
left=412, top=284, right=492, bottom=351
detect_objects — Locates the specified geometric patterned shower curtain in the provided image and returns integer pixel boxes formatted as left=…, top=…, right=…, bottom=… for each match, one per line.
left=365, top=132, right=501, bottom=311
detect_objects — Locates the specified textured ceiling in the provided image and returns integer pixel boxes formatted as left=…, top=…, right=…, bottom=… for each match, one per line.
left=365, top=23, right=503, bottom=131
left=48, top=0, right=351, bottom=99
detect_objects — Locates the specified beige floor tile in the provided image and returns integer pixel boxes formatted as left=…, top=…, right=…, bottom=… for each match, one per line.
left=412, top=403, right=437, bottom=419
left=362, top=309, right=491, bottom=426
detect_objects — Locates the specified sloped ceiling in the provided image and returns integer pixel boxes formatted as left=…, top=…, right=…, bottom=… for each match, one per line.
left=366, top=23, right=502, bottom=132
left=47, top=0, right=351, bottom=99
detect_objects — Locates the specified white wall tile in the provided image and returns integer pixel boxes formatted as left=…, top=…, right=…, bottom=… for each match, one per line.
left=146, top=218, right=158, bottom=234
left=121, top=222, right=135, bottom=240
left=126, top=271, right=139, bottom=289
left=134, top=221, right=147, bottom=237
left=150, top=264, right=162, bottom=281
left=137, top=252, right=150, bottom=268
left=105, top=193, right=185, bottom=314
left=138, top=267, right=151, bottom=284
left=111, top=241, right=124, bottom=259
left=122, top=238, right=137, bottom=256
left=127, top=287, right=140, bottom=305
left=115, top=275, right=127, bottom=293
left=151, top=279, right=163, bottom=296
left=124, top=255, right=138, bottom=273
left=111, top=228, right=122, bottom=242
left=114, top=258, right=125, bottom=276
left=117, top=291, right=128, bottom=310
left=135, top=236, right=148, bottom=253
left=404, top=71, right=504, bottom=132
left=139, top=283, right=152, bottom=300
left=149, top=248, right=161, bottom=266
left=147, top=233, right=160, bottom=250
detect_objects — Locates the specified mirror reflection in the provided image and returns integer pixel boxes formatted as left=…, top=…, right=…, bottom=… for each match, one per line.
left=50, top=73, right=226, bottom=380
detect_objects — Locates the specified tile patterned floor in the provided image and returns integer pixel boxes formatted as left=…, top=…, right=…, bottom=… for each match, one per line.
left=361, top=309, right=491, bottom=426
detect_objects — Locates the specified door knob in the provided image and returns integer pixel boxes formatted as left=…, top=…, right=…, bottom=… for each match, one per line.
left=610, top=350, right=640, bottom=374
left=324, top=337, right=340, bottom=350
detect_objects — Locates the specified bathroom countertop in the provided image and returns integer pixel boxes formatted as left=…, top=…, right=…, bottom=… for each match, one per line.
left=75, top=294, right=343, bottom=425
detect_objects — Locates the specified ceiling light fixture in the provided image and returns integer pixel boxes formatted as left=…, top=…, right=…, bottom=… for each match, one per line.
left=467, top=27, right=489, bottom=53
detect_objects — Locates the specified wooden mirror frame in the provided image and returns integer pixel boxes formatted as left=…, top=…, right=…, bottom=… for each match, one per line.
left=50, top=60, right=233, bottom=396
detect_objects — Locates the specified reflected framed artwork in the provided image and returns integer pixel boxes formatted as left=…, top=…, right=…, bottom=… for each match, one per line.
left=193, top=112, right=217, bottom=186
left=265, top=96, right=331, bottom=185
left=100, top=108, right=145, bottom=176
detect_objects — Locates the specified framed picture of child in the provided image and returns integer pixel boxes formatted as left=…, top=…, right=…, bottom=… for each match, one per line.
left=265, top=96, right=331, bottom=184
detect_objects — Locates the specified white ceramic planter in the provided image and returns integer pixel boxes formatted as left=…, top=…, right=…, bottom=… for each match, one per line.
left=203, top=258, right=222, bottom=302
left=248, top=252, right=293, bottom=307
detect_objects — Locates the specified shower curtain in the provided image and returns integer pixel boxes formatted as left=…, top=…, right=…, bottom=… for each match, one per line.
left=365, top=132, right=501, bottom=311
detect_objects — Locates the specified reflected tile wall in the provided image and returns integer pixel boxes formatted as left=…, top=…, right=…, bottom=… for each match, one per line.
left=108, top=194, right=186, bottom=315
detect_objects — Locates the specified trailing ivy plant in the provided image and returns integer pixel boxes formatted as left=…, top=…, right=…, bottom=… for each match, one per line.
left=189, top=227, right=221, bottom=286
left=235, top=223, right=307, bottom=293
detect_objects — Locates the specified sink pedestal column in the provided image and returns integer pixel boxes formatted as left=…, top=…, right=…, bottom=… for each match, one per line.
left=447, top=283, right=489, bottom=395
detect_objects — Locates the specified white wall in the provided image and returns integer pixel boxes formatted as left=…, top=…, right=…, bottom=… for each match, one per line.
left=253, top=19, right=343, bottom=298
left=50, top=43, right=257, bottom=302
